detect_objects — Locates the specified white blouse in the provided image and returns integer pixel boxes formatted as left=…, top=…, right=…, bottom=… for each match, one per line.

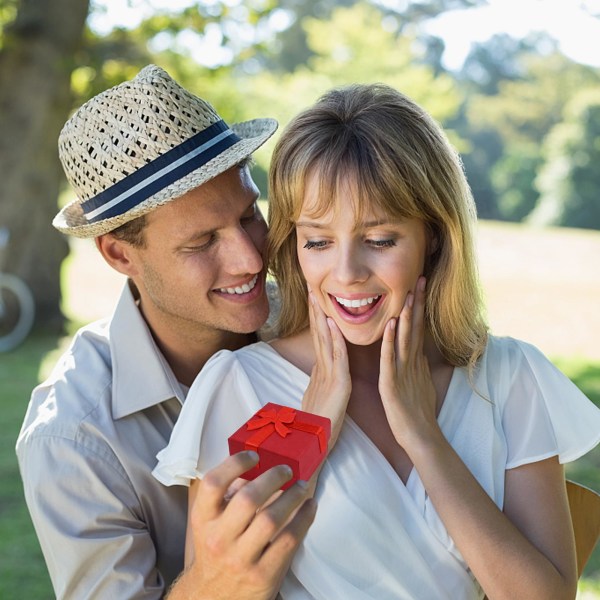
left=153, top=336, right=600, bottom=599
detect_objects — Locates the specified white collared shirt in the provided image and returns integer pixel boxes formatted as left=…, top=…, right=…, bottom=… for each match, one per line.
left=16, top=282, right=188, bottom=599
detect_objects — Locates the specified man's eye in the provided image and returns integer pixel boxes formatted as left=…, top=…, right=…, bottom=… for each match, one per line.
left=241, top=204, right=258, bottom=224
left=303, top=240, right=328, bottom=250
left=185, top=235, right=216, bottom=252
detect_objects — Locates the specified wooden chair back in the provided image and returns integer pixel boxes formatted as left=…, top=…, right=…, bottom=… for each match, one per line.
left=566, top=480, right=600, bottom=576
left=481, top=480, right=600, bottom=600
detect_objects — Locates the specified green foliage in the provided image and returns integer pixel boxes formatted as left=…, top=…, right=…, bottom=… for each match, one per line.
left=530, top=89, right=600, bottom=229
left=268, top=0, right=485, bottom=74
left=72, top=1, right=600, bottom=230
left=456, top=124, right=503, bottom=219
left=0, top=0, right=18, bottom=49
left=492, top=144, right=542, bottom=221
left=460, top=33, right=544, bottom=95
left=235, top=2, right=462, bottom=179
left=457, top=49, right=600, bottom=224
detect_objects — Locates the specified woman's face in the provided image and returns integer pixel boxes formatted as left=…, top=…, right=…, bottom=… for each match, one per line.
left=296, top=171, right=429, bottom=346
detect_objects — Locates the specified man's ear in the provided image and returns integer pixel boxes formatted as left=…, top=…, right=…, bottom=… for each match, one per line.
left=95, top=234, right=140, bottom=278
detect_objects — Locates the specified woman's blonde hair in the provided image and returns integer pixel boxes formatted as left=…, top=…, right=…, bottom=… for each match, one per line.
left=267, top=83, right=488, bottom=369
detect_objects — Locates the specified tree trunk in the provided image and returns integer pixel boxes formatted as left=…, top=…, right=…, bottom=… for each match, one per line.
left=0, top=0, right=90, bottom=331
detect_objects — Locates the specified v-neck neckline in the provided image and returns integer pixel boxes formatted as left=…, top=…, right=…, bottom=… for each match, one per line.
left=257, top=341, right=465, bottom=488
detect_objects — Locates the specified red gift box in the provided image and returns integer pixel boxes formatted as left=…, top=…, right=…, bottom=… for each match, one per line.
left=228, top=403, right=331, bottom=490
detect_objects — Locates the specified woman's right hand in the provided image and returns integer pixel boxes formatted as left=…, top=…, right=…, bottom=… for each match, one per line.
left=301, top=292, right=351, bottom=451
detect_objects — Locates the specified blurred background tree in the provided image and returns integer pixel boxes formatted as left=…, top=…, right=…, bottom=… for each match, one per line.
left=530, top=89, right=600, bottom=229
left=0, top=0, right=89, bottom=330
left=1, top=0, right=599, bottom=331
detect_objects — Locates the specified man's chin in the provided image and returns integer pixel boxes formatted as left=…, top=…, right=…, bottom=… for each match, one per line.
left=230, top=303, right=270, bottom=336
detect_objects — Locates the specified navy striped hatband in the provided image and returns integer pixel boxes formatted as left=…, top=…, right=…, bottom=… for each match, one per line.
left=81, top=120, right=241, bottom=223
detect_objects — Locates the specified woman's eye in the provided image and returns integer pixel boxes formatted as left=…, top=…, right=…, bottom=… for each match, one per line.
left=369, top=239, right=396, bottom=249
left=303, top=240, right=328, bottom=250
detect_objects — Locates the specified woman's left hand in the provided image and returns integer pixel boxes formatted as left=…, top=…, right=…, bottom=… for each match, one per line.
left=302, top=291, right=352, bottom=452
left=378, top=276, right=439, bottom=450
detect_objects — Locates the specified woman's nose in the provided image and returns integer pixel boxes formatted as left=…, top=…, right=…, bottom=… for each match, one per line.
left=332, top=245, right=369, bottom=285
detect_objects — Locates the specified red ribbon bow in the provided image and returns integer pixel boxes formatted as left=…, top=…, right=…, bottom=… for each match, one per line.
left=247, top=406, right=296, bottom=438
left=244, top=405, right=327, bottom=453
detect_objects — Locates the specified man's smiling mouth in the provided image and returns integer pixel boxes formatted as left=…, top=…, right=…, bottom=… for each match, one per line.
left=218, top=274, right=259, bottom=295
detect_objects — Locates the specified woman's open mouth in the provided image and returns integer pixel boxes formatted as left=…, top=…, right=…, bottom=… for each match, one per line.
left=329, top=293, right=383, bottom=323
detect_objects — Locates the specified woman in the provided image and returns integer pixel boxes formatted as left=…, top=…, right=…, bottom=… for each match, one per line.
left=154, top=84, right=600, bottom=599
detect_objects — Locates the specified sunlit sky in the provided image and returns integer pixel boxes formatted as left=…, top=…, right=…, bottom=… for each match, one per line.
left=91, top=0, right=600, bottom=70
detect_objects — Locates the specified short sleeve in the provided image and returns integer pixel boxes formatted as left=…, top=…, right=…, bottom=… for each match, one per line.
left=153, top=350, right=261, bottom=487
left=501, top=339, right=600, bottom=469
left=17, top=433, right=164, bottom=599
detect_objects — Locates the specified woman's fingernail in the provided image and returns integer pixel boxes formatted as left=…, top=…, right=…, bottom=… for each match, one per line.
left=418, top=277, right=426, bottom=292
left=246, top=451, right=259, bottom=461
left=407, top=292, right=414, bottom=308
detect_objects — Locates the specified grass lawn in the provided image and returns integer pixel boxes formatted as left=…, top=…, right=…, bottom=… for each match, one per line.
left=1, top=333, right=60, bottom=599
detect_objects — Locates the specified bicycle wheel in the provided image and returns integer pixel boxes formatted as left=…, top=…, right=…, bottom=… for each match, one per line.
left=0, top=273, right=35, bottom=352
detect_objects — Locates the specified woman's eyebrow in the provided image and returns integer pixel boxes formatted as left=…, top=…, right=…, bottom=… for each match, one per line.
left=361, top=219, right=392, bottom=228
left=296, top=219, right=399, bottom=229
left=296, top=220, right=329, bottom=229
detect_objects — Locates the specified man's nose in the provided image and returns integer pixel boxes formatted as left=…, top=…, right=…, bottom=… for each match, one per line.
left=223, top=227, right=265, bottom=275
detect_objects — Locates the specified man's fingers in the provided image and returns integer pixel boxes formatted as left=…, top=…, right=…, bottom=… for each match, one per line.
left=222, top=464, right=295, bottom=538
left=240, top=480, right=313, bottom=562
left=260, top=495, right=318, bottom=568
left=194, top=451, right=260, bottom=519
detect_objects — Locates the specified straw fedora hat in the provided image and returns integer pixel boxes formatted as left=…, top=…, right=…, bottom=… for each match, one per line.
left=54, top=64, right=278, bottom=238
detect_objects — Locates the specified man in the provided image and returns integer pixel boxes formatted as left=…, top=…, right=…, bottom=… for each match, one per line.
left=16, top=65, right=315, bottom=599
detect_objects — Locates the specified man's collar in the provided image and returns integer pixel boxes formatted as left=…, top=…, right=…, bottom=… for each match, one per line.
left=110, top=281, right=186, bottom=419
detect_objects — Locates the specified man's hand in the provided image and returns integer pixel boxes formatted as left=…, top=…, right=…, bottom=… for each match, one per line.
left=168, top=451, right=316, bottom=600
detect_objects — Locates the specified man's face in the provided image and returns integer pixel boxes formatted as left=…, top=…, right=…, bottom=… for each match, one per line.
left=127, top=164, right=269, bottom=344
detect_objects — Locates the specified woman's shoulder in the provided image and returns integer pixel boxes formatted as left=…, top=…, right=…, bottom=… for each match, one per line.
left=482, top=335, right=551, bottom=373
left=481, top=334, right=595, bottom=414
left=204, top=339, right=308, bottom=383
left=202, top=341, right=281, bottom=372
left=268, top=329, right=314, bottom=376
left=474, top=335, right=565, bottom=408
left=481, top=338, right=600, bottom=468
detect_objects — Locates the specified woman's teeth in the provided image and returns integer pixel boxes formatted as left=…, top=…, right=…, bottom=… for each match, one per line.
left=219, top=274, right=258, bottom=295
left=335, top=295, right=380, bottom=308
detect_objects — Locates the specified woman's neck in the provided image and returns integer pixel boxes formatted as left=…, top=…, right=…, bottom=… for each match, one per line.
left=345, top=331, right=447, bottom=382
